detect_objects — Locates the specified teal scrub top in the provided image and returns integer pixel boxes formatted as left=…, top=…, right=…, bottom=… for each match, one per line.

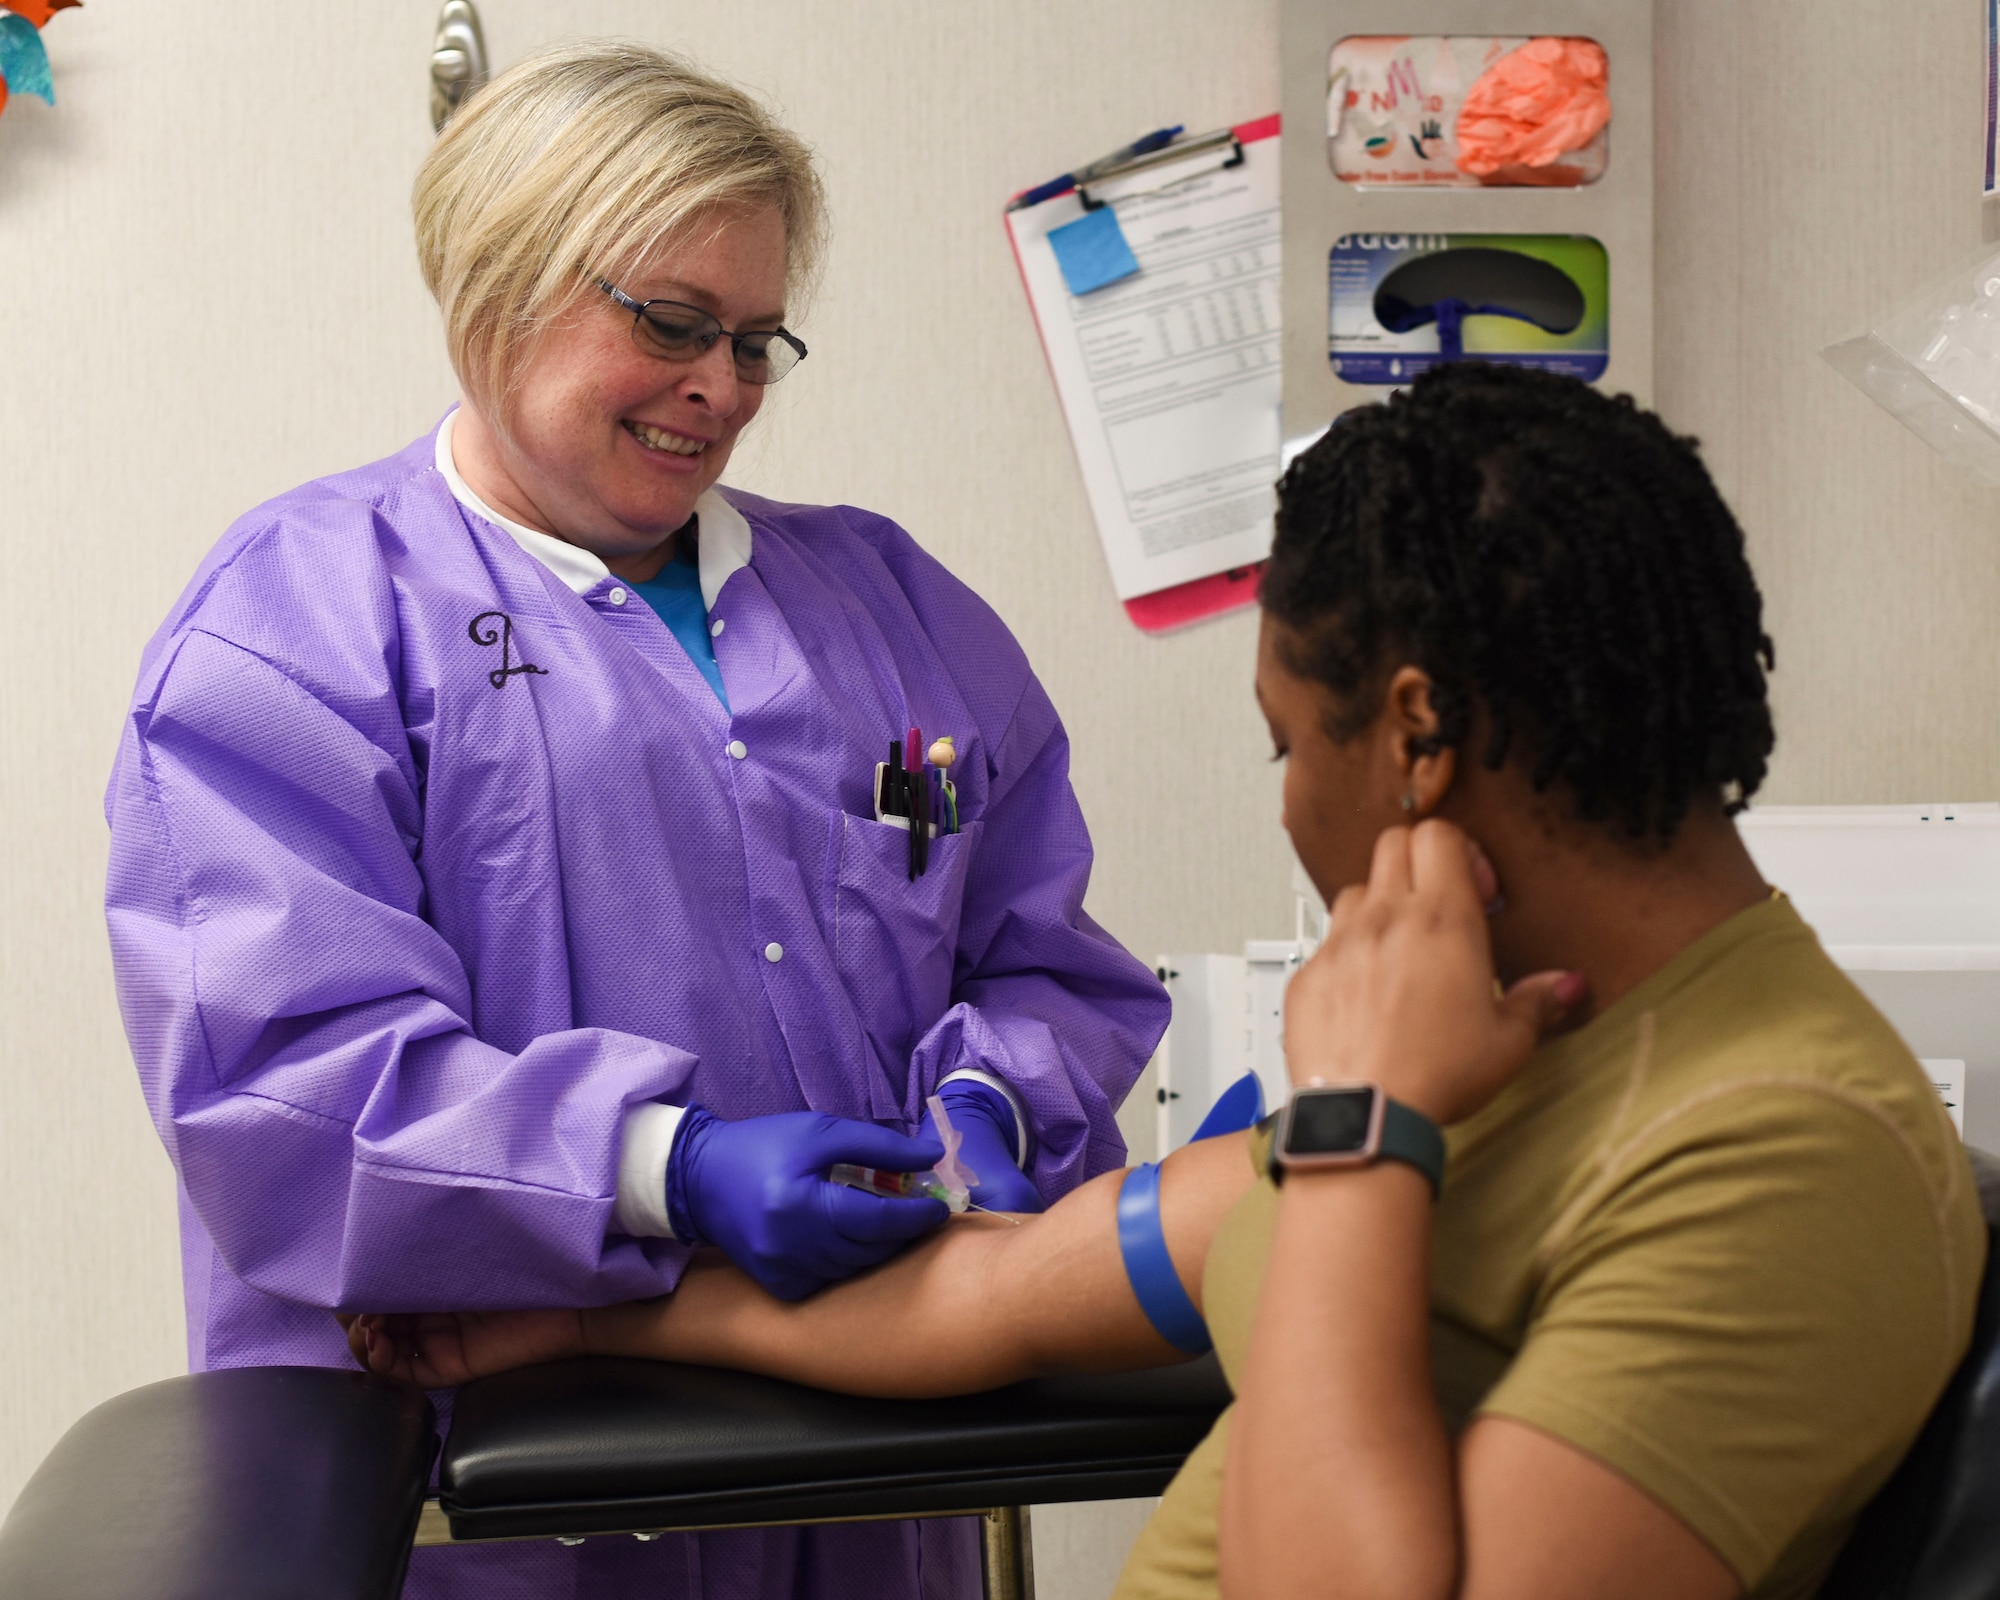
left=630, top=550, right=728, bottom=709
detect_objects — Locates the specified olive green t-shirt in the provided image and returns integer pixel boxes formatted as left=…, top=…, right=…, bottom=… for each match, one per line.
left=1116, top=897, right=1985, bottom=1600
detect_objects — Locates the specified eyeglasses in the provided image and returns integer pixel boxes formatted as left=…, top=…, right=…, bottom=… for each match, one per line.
left=596, top=279, right=808, bottom=385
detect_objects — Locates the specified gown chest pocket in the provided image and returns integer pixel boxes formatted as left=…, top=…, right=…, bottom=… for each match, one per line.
left=831, top=811, right=983, bottom=1068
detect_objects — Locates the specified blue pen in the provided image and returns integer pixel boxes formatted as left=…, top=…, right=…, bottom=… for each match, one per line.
left=1008, top=125, right=1185, bottom=212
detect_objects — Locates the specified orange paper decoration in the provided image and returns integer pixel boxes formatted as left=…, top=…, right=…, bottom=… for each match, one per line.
left=0, top=0, right=76, bottom=119
left=0, top=1, right=82, bottom=26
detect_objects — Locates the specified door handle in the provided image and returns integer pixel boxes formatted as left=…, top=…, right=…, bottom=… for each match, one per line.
left=429, top=0, right=489, bottom=133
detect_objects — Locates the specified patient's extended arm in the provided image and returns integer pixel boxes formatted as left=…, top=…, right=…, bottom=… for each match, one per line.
left=347, top=1129, right=1255, bottom=1397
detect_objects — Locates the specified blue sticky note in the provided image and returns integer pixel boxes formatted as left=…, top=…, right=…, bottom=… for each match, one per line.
left=0, top=14, right=54, bottom=107
left=1048, top=206, right=1140, bottom=296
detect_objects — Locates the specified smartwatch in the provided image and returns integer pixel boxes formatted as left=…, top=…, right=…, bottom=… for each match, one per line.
left=1272, top=1083, right=1445, bottom=1197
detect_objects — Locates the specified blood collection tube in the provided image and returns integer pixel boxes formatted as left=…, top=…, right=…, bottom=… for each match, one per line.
left=828, top=1162, right=968, bottom=1213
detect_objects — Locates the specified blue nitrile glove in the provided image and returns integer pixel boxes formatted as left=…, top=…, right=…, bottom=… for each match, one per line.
left=666, top=1106, right=949, bottom=1301
left=923, top=1080, right=1045, bottom=1214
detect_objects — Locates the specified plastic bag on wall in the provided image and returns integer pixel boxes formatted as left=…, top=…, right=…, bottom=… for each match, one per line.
left=1824, top=244, right=2000, bottom=485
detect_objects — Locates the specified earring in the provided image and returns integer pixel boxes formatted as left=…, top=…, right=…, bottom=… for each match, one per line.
left=1399, top=792, right=1416, bottom=814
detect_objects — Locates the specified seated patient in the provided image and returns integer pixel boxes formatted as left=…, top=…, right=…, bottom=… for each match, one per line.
left=352, top=365, right=1983, bottom=1600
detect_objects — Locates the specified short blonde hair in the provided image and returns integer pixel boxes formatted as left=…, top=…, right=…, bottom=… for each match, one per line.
left=413, top=40, right=826, bottom=407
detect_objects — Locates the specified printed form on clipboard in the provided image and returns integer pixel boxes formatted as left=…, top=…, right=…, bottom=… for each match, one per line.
left=1006, top=115, right=1281, bottom=633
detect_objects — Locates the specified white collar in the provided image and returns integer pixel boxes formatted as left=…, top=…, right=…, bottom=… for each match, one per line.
left=435, top=408, right=752, bottom=609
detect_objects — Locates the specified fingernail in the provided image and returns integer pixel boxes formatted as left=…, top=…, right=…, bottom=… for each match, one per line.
left=1555, top=972, right=1588, bottom=1007
left=1465, top=840, right=1502, bottom=911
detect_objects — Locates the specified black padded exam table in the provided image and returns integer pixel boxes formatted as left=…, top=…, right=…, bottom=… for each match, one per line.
left=433, top=1353, right=1227, bottom=1542
left=0, top=1354, right=1227, bottom=1600
left=7, top=1149, right=2000, bottom=1599
left=0, top=1365, right=436, bottom=1600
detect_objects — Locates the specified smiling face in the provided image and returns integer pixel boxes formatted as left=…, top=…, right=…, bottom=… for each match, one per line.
left=450, top=205, right=790, bottom=577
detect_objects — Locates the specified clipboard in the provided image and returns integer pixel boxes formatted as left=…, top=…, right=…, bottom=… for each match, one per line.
left=1006, top=116, right=1282, bottom=634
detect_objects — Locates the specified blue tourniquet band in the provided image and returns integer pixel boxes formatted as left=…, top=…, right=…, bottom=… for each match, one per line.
left=1117, top=1162, right=1211, bottom=1355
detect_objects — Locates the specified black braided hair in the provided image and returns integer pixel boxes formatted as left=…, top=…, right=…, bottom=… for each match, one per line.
left=1261, top=363, right=1775, bottom=841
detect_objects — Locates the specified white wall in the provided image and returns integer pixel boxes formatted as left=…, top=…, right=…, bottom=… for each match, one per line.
left=2, top=0, right=466, bottom=1514
left=1654, top=0, right=2000, bottom=808
left=4, top=0, right=2000, bottom=1589
left=0, top=0, right=1292, bottom=1582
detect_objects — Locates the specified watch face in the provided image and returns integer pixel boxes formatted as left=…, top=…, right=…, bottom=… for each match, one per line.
left=1282, top=1087, right=1379, bottom=1155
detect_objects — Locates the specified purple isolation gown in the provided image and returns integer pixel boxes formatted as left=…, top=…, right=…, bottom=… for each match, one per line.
left=103, top=421, right=1169, bottom=1599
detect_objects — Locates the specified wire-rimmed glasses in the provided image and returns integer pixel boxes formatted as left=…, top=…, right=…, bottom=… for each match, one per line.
left=597, top=279, right=807, bottom=385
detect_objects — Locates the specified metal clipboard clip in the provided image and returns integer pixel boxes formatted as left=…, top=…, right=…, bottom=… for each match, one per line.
left=1076, top=127, right=1246, bottom=212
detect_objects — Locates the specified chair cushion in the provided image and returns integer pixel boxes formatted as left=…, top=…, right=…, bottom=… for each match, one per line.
left=0, top=1366, right=436, bottom=1600
left=440, top=1356, right=1231, bottom=1541
left=1822, top=1147, right=2000, bottom=1600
